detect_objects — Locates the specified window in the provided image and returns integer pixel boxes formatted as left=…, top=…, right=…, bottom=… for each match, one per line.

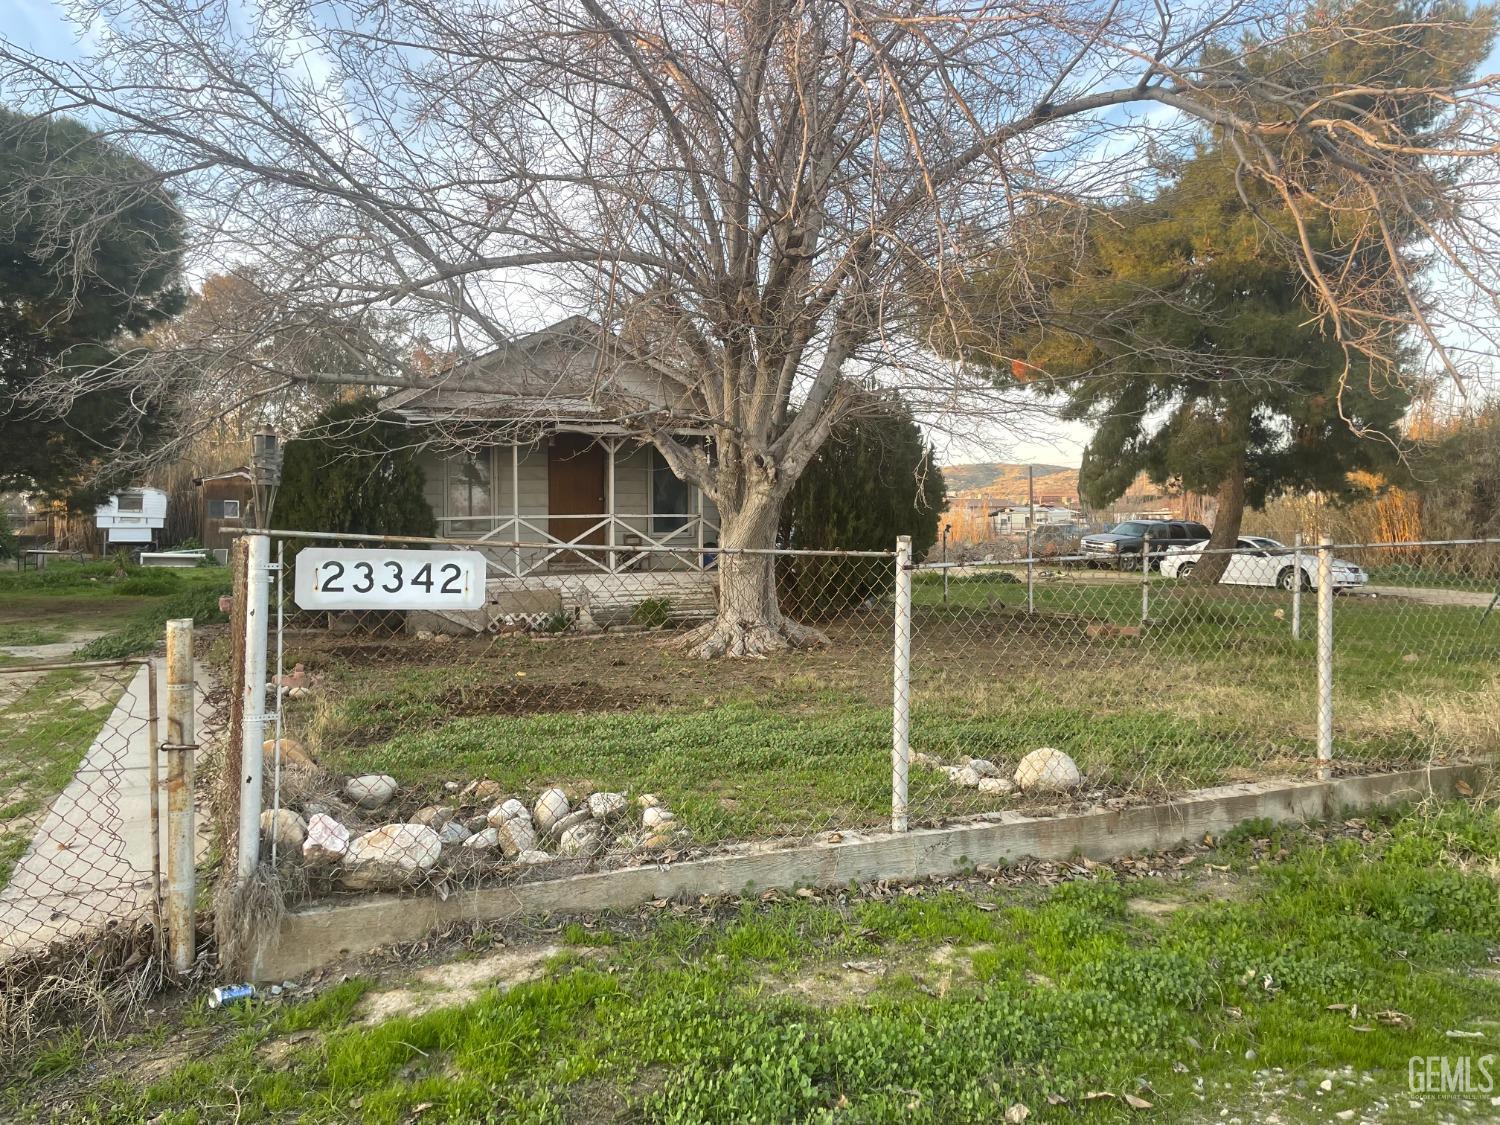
left=116, top=492, right=144, bottom=513
left=448, top=451, right=492, bottom=530
left=207, top=499, right=241, bottom=520
left=651, top=449, right=693, bottom=534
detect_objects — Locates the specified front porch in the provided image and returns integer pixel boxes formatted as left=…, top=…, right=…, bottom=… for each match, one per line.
left=416, top=428, right=721, bottom=580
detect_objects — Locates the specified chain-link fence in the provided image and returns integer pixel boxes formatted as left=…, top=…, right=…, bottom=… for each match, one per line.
left=238, top=531, right=1498, bottom=907
left=0, top=658, right=167, bottom=1051
left=0, top=660, right=161, bottom=959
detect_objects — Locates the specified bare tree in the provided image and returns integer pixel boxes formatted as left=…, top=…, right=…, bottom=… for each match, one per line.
left=3, top=0, right=1498, bottom=654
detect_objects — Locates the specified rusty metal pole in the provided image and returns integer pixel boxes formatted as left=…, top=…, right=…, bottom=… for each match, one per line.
left=164, top=618, right=197, bottom=972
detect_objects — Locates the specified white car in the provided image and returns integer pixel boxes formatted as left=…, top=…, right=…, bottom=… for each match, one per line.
left=1158, top=536, right=1369, bottom=591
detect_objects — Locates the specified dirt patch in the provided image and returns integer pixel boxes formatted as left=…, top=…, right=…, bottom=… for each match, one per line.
left=432, top=680, right=660, bottom=718
left=776, top=961, right=887, bottom=1007
left=358, top=943, right=570, bottom=1022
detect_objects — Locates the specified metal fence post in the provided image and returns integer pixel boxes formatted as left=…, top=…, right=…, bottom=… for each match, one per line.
left=1291, top=532, right=1303, bottom=640
left=237, top=533, right=271, bottom=881
left=1316, top=536, right=1334, bottom=781
left=164, top=618, right=196, bottom=972
left=1140, top=534, right=1152, bottom=626
left=892, top=536, right=912, bottom=833
left=1025, top=527, right=1035, bottom=614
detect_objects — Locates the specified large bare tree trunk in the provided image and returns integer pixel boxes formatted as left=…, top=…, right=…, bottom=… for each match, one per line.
left=678, top=476, right=828, bottom=659
left=1191, top=451, right=1247, bottom=585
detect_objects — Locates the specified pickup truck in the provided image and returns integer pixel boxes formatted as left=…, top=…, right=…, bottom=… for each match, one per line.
left=1079, top=519, right=1213, bottom=569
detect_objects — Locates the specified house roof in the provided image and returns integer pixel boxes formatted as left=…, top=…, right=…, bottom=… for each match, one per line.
left=193, top=468, right=252, bottom=485
left=380, top=317, right=700, bottom=427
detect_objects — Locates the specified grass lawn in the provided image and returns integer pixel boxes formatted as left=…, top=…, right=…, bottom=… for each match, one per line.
left=269, top=570, right=1497, bottom=846
left=9, top=798, right=1497, bottom=1123
left=0, top=561, right=231, bottom=661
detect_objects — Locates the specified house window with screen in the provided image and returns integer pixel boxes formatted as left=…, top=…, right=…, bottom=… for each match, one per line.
left=651, top=449, right=692, bottom=534
left=117, top=492, right=144, bottom=513
left=448, top=451, right=492, bottom=531
left=208, top=499, right=241, bottom=519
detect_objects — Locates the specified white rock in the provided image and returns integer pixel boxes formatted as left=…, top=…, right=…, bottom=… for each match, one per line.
left=464, top=827, right=501, bottom=851
left=533, top=788, right=570, bottom=834
left=461, top=778, right=504, bottom=803
left=486, top=799, right=530, bottom=829
left=1014, top=748, right=1081, bottom=793
left=345, top=774, right=398, bottom=810
left=302, top=814, right=349, bottom=866
left=559, top=823, right=604, bottom=858
left=546, top=807, right=591, bottom=840
left=939, top=765, right=965, bottom=782
left=494, top=816, right=537, bottom=858
left=954, top=765, right=983, bottom=788
left=411, top=805, right=453, bottom=829
left=443, top=781, right=461, bottom=793
left=464, top=827, right=499, bottom=851
left=439, top=820, right=472, bottom=845
left=642, top=805, right=675, bottom=830
left=977, top=777, right=1017, bottom=797
left=340, top=823, right=442, bottom=889
left=964, top=758, right=1001, bottom=778
left=260, top=808, right=307, bottom=854
left=516, top=850, right=552, bottom=865
left=587, top=792, right=628, bottom=823
left=636, top=793, right=661, bottom=809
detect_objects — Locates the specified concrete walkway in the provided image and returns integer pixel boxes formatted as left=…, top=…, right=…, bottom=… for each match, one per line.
left=0, top=658, right=216, bottom=960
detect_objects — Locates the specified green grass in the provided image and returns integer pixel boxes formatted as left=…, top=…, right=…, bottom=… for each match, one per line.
left=280, top=570, right=1496, bottom=844
left=0, top=668, right=127, bottom=884
left=0, top=622, right=65, bottom=646
left=14, top=799, right=1498, bottom=1123
left=72, top=580, right=230, bottom=660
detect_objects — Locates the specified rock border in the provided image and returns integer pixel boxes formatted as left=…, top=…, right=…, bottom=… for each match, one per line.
left=249, top=763, right=1484, bottom=980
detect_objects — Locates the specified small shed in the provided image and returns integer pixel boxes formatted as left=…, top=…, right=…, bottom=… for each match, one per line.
left=193, top=469, right=256, bottom=556
left=95, top=488, right=168, bottom=545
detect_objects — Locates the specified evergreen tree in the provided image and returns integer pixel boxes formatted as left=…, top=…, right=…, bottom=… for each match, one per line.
left=276, top=398, right=436, bottom=537
left=951, top=0, right=1491, bottom=581
left=778, top=393, right=945, bottom=612
left=0, top=108, right=185, bottom=505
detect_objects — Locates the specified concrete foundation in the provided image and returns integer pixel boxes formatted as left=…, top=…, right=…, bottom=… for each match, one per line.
left=250, top=763, right=1484, bottom=980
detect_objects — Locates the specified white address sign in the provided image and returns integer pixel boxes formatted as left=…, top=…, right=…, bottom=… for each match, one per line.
left=294, top=547, right=487, bottom=611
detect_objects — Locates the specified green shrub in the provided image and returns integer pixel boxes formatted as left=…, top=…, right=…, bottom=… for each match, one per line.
left=632, top=598, right=672, bottom=628
left=114, top=570, right=183, bottom=596
left=74, top=579, right=230, bottom=660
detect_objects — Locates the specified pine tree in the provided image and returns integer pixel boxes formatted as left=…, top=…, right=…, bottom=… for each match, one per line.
left=778, top=393, right=945, bottom=612
left=276, top=399, right=436, bottom=536
left=950, top=0, right=1492, bottom=581
left=0, top=108, right=186, bottom=505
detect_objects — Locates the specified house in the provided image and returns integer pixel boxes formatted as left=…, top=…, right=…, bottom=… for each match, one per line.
left=95, top=487, right=168, bottom=546
left=989, top=504, right=1082, bottom=535
left=192, top=469, right=256, bottom=561
left=381, top=317, right=720, bottom=626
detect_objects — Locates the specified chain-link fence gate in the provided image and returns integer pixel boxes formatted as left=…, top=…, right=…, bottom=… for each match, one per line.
left=0, top=659, right=162, bottom=961
left=230, top=530, right=1497, bottom=911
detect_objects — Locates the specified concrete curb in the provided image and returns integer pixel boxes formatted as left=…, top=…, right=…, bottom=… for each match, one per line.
left=251, top=763, right=1484, bottom=980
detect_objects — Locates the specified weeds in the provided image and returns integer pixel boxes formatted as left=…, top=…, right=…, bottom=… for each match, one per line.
left=13, top=799, right=1497, bottom=1123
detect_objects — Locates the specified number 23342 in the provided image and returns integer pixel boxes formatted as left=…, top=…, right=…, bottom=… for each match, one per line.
left=293, top=548, right=487, bottom=610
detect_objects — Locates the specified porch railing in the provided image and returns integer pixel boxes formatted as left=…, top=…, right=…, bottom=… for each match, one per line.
left=433, top=512, right=721, bottom=578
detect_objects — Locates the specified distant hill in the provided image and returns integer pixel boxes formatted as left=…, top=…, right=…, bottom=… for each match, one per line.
left=942, top=462, right=1080, bottom=502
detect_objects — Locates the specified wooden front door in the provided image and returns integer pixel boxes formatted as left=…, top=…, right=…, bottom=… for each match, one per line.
left=547, top=434, right=607, bottom=565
